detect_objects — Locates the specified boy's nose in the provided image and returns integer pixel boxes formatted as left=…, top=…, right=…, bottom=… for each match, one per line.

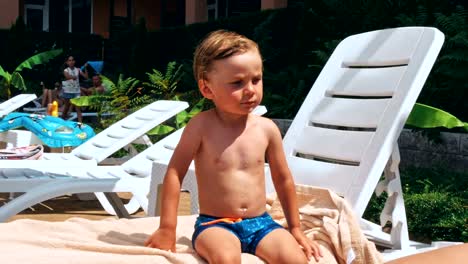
left=244, top=83, right=255, bottom=94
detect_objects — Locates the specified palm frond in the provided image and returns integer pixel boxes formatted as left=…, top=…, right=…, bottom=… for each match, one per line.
left=0, top=66, right=11, bottom=80
left=14, top=49, right=63, bottom=72
left=10, top=72, right=26, bottom=90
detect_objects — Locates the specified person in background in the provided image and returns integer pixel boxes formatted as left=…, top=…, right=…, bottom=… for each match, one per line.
left=40, top=81, right=54, bottom=107
left=81, top=74, right=105, bottom=96
left=61, top=55, right=88, bottom=122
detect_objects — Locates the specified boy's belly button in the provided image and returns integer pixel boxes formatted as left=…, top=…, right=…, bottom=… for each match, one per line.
left=239, top=204, right=248, bottom=216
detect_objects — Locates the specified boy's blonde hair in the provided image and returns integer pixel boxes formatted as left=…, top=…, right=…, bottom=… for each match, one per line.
left=193, top=30, right=261, bottom=81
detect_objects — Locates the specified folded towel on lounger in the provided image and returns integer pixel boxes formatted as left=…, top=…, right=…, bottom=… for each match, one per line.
left=0, top=185, right=382, bottom=264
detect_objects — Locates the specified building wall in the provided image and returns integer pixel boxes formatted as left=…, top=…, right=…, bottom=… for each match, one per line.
left=261, top=0, right=287, bottom=10
left=185, top=0, right=287, bottom=25
left=93, top=0, right=110, bottom=38
left=185, top=0, right=207, bottom=25
left=113, top=0, right=127, bottom=17
left=134, top=0, right=161, bottom=30
left=0, top=0, right=21, bottom=29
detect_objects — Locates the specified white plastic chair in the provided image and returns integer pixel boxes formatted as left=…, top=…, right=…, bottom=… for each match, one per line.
left=0, top=100, right=189, bottom=217
left=149, top=27, right=445, bottom=254
left=0, top=94, right=37, bottom=118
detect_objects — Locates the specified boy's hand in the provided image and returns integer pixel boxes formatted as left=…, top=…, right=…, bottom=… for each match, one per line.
left=290, top=227, right=323, bottom=262
left=145, top=228, right=176, bottom=252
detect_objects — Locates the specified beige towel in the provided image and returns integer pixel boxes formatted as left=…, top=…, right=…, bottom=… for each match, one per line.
left=268, top=184, right=384, bottom=264
left=0, top=185, right=383, bottom=264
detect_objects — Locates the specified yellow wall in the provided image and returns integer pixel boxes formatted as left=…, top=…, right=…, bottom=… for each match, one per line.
left=0, top=0, right=20, bottom=29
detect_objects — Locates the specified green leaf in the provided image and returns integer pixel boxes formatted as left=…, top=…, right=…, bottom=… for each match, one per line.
left=0, top=66, right=11, bottom=81
left=406, top=103, right=468, bottom=131
left=176, top=110, right=188, bottom=124
left=14, top=48, right=63, bottom=72
left=147, top=125, right=175, bottom=135
left=11, top=72, right=26, bottom=90
left=100, top=75, right=116, bottom=91
left=187, top=98, right=205, bottom=117
left=71, top=96, right=94, bottom=107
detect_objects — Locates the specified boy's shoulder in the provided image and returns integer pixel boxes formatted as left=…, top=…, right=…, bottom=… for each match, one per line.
left=185, top=109, right=215, bottom=129
left=251, top=115, right=279, bottom=129
left=191, top=109, right=215, bottom=122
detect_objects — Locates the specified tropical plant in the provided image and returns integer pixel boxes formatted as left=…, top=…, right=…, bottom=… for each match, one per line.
left=143, top=61, right=184, bottom=99
left=0, top=48, right=63, bottom=98
left=407, top=103, right=468, bottom=131
left=262, top=64, right=317, bottom=118
left=397, top=5, right=468, bottom=120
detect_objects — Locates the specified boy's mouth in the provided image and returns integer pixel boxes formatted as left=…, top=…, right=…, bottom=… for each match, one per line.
left=241, top=101, right=256, bottom=106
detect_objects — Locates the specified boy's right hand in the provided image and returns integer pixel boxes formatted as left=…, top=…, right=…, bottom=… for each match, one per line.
left=144, top=228, right=176, bottom=252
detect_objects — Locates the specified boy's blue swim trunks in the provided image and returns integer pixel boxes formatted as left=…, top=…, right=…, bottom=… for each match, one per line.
left=192, top=212, right=283, bottom=254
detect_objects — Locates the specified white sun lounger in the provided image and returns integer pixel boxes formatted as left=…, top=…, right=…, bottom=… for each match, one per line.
left=0, top=100, right=189, bottom=219
left=0, top=94, right=37, bottom=118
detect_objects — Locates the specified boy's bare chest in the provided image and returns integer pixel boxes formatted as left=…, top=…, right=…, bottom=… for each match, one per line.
left=200, top=129, right=268, bottom=169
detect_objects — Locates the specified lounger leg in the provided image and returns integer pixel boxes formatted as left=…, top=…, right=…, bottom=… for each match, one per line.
left=103, top=193, right=131, bottom=219
left=94, top=192, right=146, bottom=216
left=378, top=145, right=411, bottom=249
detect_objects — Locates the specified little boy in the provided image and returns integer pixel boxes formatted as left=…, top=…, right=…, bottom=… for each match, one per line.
left=145, top=30, right=322, bottom=263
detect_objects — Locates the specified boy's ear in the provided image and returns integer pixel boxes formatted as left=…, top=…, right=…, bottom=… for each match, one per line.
left=198, top=79, right=214, bottom=99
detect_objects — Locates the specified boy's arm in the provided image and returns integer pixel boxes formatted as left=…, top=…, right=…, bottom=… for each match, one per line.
left=265, top=120, right=322, bottom=261
left=264, top=120, right=300, bottom=230
left=145, top=116, right=202, bottom=250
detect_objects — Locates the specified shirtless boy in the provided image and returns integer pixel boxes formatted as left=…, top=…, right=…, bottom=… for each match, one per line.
left=145, top=30, right=322, bottom=263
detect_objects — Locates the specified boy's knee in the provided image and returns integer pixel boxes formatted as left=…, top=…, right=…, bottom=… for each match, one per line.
left=259, top=247, right=308, bottom=264
left=207, top=251, right=241, bottom=264
left=272, top=253, right=308, bottom=264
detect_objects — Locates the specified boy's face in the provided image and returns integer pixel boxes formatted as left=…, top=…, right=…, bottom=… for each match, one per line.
left=200, top=49, right=263, bottom=115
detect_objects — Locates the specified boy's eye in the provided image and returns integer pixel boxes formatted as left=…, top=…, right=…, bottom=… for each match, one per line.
left=252, top=77, right=262, bottom=85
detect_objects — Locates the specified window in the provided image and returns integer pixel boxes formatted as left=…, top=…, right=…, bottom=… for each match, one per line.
left=25, top=0, right=92, bottom=33
left=207, top=0, right=218, bottom=21
left=24, top=0, right=49, bottom=32
left=70, top=0, right=92, bottom=33
left=206, top=0, right=260, bottom=21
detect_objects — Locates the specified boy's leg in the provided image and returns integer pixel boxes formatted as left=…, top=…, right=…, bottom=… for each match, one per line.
left=194, top=227, right=242, bottom=264
left=255, top=228, right=310, bottom=264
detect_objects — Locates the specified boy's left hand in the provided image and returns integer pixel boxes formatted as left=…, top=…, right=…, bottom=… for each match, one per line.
left=290, top=227, right=323, bottom=262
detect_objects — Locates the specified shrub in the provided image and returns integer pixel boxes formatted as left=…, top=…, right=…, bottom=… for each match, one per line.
left=364, top=166, right=467, bottom=243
